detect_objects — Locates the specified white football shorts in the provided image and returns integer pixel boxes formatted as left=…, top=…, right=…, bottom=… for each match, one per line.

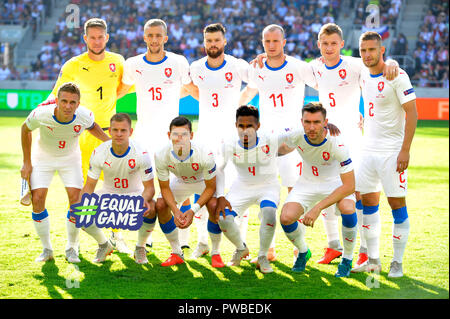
left=356, top=152, right=407, bottom=197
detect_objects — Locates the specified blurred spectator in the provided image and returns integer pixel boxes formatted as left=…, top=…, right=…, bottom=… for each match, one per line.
left=0, top=64, right=11, bottom=80
left=4, top=0, right=447, bottom=89
left=410, top=0, right=449, bottom=87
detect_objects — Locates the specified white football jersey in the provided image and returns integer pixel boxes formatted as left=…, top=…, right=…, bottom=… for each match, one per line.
left=88, top=139, right=154, bottom=194
left=310, top=56, right=363, bottom=136
left=190, top=55, right=249, bottom=144
left=25, top=103, right=94, bottom=161
left=122, top=52, right=191, bottom=152
left=284, top=128, right=353, bottom=183
left=155, top=142, right=217, bottom=184
left=216, top=133, right=284, bottom=196
left=247, top=55, right=316, bottom=133
left=360, top=68, right=416, bottom=153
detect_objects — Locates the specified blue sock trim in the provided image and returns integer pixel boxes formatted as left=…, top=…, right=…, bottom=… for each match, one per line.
left=392, top=206, right=408, bottom=224
left=180, top=204, right=191, bottom=213
left=143, top=216, right=156, bottom=224
left=363, top=205, right=379, bottom=215
left=281, top=221, right=298, bottom=233
left=194, top=194, right=200, bottom=203
left=355, top=200, right=363, bottom=210
left=67, top=210, right=72, bottom=219
left=224, top=208, right=237, bottom=217
left=260, top=200, right=277, bottom=209
left=207, top=219, right=222, bottom=234
left=341, top=212, right=358, bottom=228
left=32, top=209, right=48, bottom=221
left=159, top=216, right=176, bottom=234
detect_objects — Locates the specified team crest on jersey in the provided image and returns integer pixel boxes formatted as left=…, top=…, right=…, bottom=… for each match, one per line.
left=339, top=69, right=346, bottom=80
left=192, top=163, right=199, bottom=171
left=165, top=68, right=172, bottom=78
left=261, top=145, right=270, bottom=154
left=128, top=159, right=136, bottom=169
left=286, top=73, right=294, bottom=83
left=378, top=82, right=384, bottom=92
left=322, top=152, right=330, bottom=161
left=109, top=63, right=116, bottom=72
left=225, top=72, right=233, bottom=82
left=73, top=125, right=81, bottom=133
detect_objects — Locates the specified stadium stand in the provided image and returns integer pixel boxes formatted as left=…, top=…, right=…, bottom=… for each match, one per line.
left=0, top=0, right=448, bottom=89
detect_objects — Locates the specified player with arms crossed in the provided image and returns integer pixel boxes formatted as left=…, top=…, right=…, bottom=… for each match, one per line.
left=279, top=102, right=357, bottom=277
left=215, top=105, right=294, bottom=273
left=78, top=113, right=156, bottom=264
left=154, top=116, right=223, bottom=268
left=354, top=31, right=417, bottom=277
left=117, top=19, right=193, bottom=250
left=47, top=18, right=132, bottom=254
left=186, top=23, right=250, bottom=259
left=20, top=82, right=110, bottom=263
left=239, top=24, right=317, bottom=262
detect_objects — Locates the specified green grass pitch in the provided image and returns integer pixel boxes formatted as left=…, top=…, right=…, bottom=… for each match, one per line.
left=0, top=115, right=448, bottom=299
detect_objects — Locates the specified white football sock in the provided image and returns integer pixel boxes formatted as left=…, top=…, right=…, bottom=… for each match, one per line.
left=259, top=206, right=277, bottom=257
left=392, top=218, right=410, bottom=263
left=83, top=224, right=107, bottom=245
left=33, top=211, right=52, bottom=250
left=66, top=216, right=79, bottom=252
left=322, top=205, right=342, bottom=250
left=218, top=214, right=245, bottom=250
left=195, top=206, right=209, bottom=246
left=137, top=221, right=156, bottom=248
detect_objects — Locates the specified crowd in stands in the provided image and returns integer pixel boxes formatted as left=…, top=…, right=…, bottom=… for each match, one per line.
left=0, top=0, right=448, bottom=88
left=23, top=0, right=342, bottom=81
left=410, top=0, right=449, bottom=88
left=0, top=0, right=53, bottom=38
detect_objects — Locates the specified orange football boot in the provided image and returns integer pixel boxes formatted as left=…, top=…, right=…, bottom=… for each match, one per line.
left=211, top=254, right=225, bottom=268
left=317, top=247, right=342, bottom=264
left=161, top=253, right=184, bottom=266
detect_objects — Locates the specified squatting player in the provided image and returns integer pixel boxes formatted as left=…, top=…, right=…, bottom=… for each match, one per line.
left=154, top=117, right=222, bottom=268
left=20, top=82, right=109, bottom=263
left=79, top=113, right=156, bottom=264
left=279, top=102, right=357, bottom=277
left=239, top=24, right=317, bottom=262
left=354, top=31, right=417, bottom=277
left=215, top=106, right=290, bottom=274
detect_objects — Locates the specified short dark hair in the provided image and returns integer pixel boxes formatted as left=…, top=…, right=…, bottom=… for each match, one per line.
left=57, top=82, right=81, bottom=99
left=359, top=31, right=382, bottom=45
left=302, top=102, right=327, bottom=119
left=169, top=116, right=192, bottom=132
left=203, top=23, right=226, bottom=35
left=236, top=105, right=259, bottom=122
left=110, top=113, right=132, bottom=128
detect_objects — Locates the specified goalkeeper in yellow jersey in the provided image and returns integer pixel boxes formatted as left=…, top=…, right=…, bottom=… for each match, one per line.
left=45, top=18, right=133, bottom=254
